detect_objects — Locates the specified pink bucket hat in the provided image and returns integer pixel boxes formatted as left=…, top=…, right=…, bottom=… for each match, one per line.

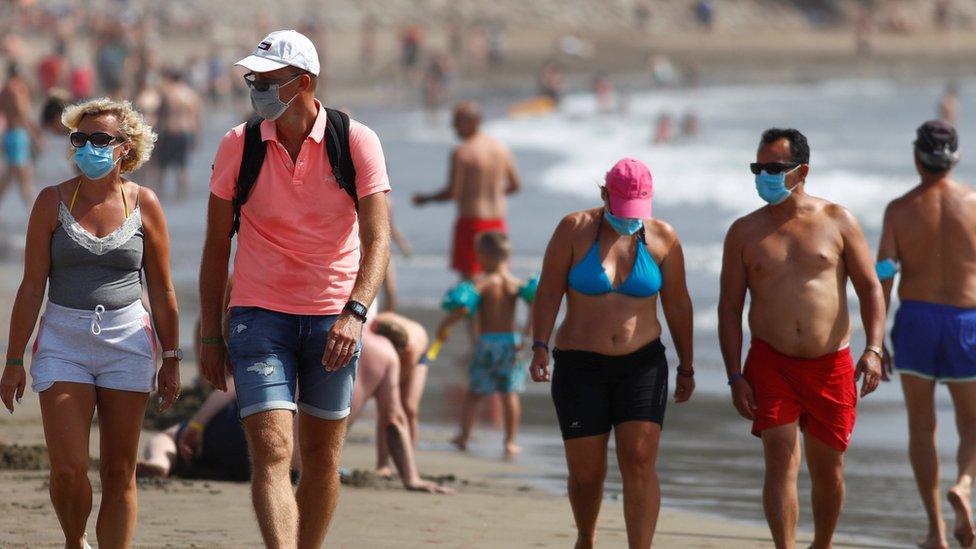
left=605, top=158, right=653, bottom=219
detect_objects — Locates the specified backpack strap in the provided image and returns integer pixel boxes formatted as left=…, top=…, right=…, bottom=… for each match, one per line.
left=324, top=108, right=358, bottom=210
left=230, top=117, right=267, bottom=238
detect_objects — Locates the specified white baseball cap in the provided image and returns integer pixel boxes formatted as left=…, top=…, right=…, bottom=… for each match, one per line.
left=236, top=30, right=320, bottom=76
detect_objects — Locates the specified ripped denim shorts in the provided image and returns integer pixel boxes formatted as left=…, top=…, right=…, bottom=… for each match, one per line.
left=227, top=307, right=360, bottom=420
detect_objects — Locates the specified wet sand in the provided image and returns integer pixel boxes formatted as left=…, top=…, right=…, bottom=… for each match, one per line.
left=0, top=390, right=865, bottom=549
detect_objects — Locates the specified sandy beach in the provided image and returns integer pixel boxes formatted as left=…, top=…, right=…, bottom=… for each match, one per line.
left=1, top=390, right=875, bottom=549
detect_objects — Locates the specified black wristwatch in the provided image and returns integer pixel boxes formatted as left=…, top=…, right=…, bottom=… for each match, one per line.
left=343, top=300, right=368, bottom=323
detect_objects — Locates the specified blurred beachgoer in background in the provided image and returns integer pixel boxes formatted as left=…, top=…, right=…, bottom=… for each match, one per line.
left=69, top=61, right=95, bottom=102
left=939, top=83, right=959, bottom=124
left=647, top=54, right=677, bottom=88
left=485, top=20, right=505, bottom=67
left=206, top=47, right=230, bottom=105
left=36, top=37, right=67, bottom=93
left=593, top=73, right=617, bottom=113
left=0, top=62, right=39, bottom=206
left=855, top=8, right=874, bottom=57
left=935, top=0, right=953, bottom=32
left=538, top=61, right=566, bottom=105
left=633, top=2, right=652, bottom=32
left=719, top=128, right=884, bottom=549
left=94, top=21, right=131, bottom=98
left=436, top=232, right=533, bottom=457
left=422, top=53, right=454, bottom=124
left=0, top=97, right=180, bottom=549
left=695, top=0, right=715, bottom=31
left=360, top=16, right=378, bottom=71
left=154, top=69, right=202, bottom=201
left=877, top=120, right=976, bottom=549
left=530, top=158, right=695, bottom=548
left=199, top=30, right=391, bottom=548
left=413, top=101, right=522, bottom=279
left=401, top=24, right=425, bottom=83
left=350, top=327, right=451, bottom=493
left=652, top=112, right=675, bottom=146
left=381, top=207, right=413, bottom=312
left=681, top=111, right=700, bottom=140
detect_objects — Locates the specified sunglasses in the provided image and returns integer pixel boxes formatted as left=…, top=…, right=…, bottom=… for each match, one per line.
left=70, top=131, right=124, bottom=149
left=242, top=72, right=304, bottom=92
left=749, top=162, right=801, bottom=175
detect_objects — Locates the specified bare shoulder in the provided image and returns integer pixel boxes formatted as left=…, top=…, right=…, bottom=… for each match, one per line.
left=821, top=201, right=858, bottom=226
left=135, top=185, right=165, bottom=224
left=725, top=212, right=759, bottom=243
left=646, top=218, right=677, bottom=242
left=34, top=185, right=62, bottom=213
left=560, top=208, right=600, bottom=230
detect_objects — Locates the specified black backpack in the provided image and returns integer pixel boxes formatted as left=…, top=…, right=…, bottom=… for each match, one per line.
left=229, top=108, right=358, bottom=238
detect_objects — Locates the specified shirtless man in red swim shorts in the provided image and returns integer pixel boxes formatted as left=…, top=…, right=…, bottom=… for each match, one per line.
left=718, top=128, right=886, bottom=549
left=412, top=101, right=522, bottom=279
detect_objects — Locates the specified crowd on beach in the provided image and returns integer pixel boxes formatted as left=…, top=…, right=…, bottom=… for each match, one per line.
left=3, top=2, right=976, bottom=549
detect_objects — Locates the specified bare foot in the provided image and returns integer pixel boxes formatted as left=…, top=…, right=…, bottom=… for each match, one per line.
left=948, top=484, right=976, bottom=548
left=450, top=435, right=468, bottom=451
left=374, top=466, right=393, bottom=479
left=504, top=443, right=521, bottom=458
left=135, top=461, right=167, bottom=479
left=916, top=533, right=949, bottom=549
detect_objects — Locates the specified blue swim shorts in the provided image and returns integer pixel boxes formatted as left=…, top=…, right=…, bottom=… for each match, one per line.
left=469, top=332, right=526, bottom=395
left=227, top=307, right=360, bottom=419
left=893, top=300, right=976, bottom=382
left=2, top=128, right=31, bottom=167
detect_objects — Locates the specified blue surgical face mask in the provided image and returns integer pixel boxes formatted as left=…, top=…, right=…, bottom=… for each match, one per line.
left=605, top=208, right=643, bottom=236
left=249, top=75, right=301, bottom=121
left=755, top=167, right=799, bottom=205
left=74, top=142, right=122, bottom=180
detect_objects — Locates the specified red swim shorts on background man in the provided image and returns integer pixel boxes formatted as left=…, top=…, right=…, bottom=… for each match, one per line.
left=744, top=338, right=857, bottom=452
left=451, top=217, right=507, bottom=278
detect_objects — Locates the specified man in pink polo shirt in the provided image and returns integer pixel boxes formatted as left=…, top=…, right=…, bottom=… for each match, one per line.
left=198, top=30, right=391, bottom=547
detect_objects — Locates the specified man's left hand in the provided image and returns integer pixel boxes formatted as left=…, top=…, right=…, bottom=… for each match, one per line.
left=855, top=351, right=882, bottom=397
left=322, top=314, right=362, bottom=372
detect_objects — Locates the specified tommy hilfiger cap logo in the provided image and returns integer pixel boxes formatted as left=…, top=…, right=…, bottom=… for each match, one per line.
left=258, top=41, right=272, bottom=51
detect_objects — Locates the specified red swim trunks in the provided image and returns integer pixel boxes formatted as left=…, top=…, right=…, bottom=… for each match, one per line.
left=451, top=217, right=507, bottom=277
left=743, top=338, right=857, bottom=452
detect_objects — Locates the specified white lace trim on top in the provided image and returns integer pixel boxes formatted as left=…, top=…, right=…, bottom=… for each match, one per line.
left=57, top=202, right=142, bottom=256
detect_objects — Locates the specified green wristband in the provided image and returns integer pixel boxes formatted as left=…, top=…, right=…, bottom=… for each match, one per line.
left=6, top=358, right=23, bottom=366
left=201, top=337, right=224, bottom=346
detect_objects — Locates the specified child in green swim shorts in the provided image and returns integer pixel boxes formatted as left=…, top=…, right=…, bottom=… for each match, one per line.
left=435, top=232, right=536, bottom=457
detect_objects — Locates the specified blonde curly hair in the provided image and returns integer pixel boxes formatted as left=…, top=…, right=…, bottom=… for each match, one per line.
left=62, top=98, right=157, bottom=173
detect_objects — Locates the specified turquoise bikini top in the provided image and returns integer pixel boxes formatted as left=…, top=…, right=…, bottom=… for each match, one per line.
left=567, top=214, right=662, bottom=298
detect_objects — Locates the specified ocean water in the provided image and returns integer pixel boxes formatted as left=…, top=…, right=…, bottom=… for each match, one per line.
left=8, top=77, right=976, bottom=546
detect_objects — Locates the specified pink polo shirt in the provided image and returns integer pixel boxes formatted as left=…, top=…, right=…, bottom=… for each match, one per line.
left=210, top=100, right=390, bottom=315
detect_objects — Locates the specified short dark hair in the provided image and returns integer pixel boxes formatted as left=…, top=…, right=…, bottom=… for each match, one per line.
left=760, top=128, right=810, bottom=164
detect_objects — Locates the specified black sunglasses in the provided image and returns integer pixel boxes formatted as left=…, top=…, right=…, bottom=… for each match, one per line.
left=750, top=162, right=801, bottom=175
left=242, top=72, right=304, bottom=92
left=70, top=131, right=124, bottom=149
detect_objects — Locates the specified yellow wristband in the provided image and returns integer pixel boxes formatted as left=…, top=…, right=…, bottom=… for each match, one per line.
left=187, top=420, right=205, bottom=434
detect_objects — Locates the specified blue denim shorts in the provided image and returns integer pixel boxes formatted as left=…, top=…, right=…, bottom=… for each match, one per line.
left=227, top=307, right=360, bottom=420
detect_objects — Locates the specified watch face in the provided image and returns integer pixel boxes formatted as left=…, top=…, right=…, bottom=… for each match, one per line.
left=176, top=349, right=184, bottom=361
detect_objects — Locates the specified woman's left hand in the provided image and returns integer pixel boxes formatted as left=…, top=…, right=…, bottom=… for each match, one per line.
left=674, top=368, right=695, bottom=403
left=157, top=359, right=181, bottom=411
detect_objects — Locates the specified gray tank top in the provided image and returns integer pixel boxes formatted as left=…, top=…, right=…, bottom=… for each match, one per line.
left=48, top=187, right=144, bottom=311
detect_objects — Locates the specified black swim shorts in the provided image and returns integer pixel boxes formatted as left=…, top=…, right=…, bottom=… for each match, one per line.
left=551, top=339, right=668, bottom=440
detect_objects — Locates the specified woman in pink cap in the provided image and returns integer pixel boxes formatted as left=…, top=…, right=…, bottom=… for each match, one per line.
left=529, top=157, right=695, bottom=548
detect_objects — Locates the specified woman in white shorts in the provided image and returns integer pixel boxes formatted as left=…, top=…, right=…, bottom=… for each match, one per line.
left=0, top=98, right=181, bottom=549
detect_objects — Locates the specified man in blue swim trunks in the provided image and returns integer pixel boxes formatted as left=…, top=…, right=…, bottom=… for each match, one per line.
left=878, top=120, right=976, bottom=549
left=0, top=62, right=37, bottom=206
